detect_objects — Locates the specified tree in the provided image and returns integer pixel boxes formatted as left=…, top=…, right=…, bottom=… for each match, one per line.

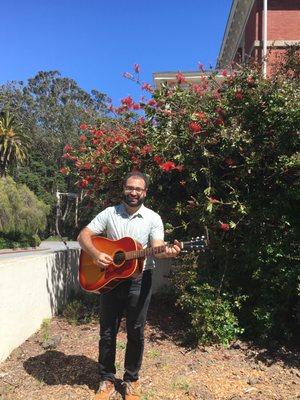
left=0, top=71, right=111, bottom=234
left=0, top=111, right=29, bottom=177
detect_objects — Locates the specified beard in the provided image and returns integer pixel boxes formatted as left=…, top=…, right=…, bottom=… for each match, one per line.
left=123, top=194, right=145, bottom=207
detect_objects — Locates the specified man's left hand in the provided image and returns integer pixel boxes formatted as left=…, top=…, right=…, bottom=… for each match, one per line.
left=165, top=239, right=181, bottom=258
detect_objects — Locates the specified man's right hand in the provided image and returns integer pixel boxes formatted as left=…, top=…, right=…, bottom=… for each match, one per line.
left=93, top=252, right=113, bottom=270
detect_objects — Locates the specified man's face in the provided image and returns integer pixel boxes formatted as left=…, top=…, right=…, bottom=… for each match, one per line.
left=123, top=176, right=147, bottom=207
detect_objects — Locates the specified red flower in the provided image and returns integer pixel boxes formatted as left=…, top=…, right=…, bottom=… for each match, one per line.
left=247, top=75, right=255, bottom=86
left=134, top=63, right=140, bottom=73
left=94, top=130, right=104, bottom=137
left=216, top=107, right=225, bottom=115
left=114, top=106, right=127, bottom=114
left=101, top=166, right=110, bottom=174
left=195, top=112, right=208, bottom=123
left=235, top=90, right=243, bottom=100
left=221, top=69, right=228, bottom=77
left=60, top=167, right=69, bottom=175
left=189, top=122, right=202, bottom=134
left=80, top=123, right=88, bottom=131
left=219, top=222, right=230, bottom=232
left=176, top=72, right=186, bottom=84
left=91, top=138, right=100, bottom=145
left=83, top=162, right=91, bottom=170
left=147, top=99, right=157, bottom=107
left=160, top=161, right=176, bottom=172
left=63, top=144, right=73, bottom=152
left=114, top=135, right=126, bottom=143
left=141, top=144, right=153, bottom=155
left=141, top=83, right=154, bottom=93
left=133, top=103, right=141, bottom=110
left=62, top=152, right=71, bottom=159
left=153, top=155, right=163, bottom=165
left=78, top=179, right=89, bottom=188
left=80, top=134, right=87, bottom=142
left=121, top=96, right=134, bottom=108
left=216, top=118, right=224, bottom=126
left=175, top=165, right=184, bottom=172
left=192, top=84, right=203, bottom=95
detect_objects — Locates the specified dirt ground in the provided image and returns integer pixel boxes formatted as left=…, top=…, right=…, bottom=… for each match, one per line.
left=0, top=298, right=299, bottom=400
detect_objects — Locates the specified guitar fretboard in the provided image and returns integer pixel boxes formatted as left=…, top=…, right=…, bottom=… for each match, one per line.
left=125, top=245, right=167, bottom=260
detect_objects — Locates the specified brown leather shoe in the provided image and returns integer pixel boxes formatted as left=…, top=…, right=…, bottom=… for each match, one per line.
left=124, top=380, right=141, bottom=400
left=93, top=380, right=116, bottom=400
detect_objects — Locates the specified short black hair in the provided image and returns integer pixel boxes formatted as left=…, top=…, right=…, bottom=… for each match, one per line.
left=122, top=171, right=149, bottom=189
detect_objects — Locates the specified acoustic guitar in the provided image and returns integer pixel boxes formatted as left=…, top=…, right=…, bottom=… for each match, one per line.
left=79, top=236, right=206, bottom=294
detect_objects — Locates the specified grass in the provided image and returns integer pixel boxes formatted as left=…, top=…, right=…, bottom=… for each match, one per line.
left=141, top=389, right=157, bottom=400
left=116, top=340, right=126, bottom=350
left=147, top=348, right=161, bottom=358
left=40, top=318, right=51, bottom=341
left=172, top=377, right=190, bottom=392
left=45, top=235, right=69, bottom=241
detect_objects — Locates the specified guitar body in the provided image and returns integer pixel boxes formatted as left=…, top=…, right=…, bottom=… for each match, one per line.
left=79, top=236, right=144, bottom=294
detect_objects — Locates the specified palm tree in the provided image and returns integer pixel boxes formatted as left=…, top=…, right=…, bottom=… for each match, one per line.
left=0, top=111, right=29, bottom=176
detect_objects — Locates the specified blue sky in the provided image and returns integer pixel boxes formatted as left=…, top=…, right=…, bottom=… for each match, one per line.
left=1, top=0, right=232, bottom=105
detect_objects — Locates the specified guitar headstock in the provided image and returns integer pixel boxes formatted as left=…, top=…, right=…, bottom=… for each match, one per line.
left=181, top=236, right=207, bottom=252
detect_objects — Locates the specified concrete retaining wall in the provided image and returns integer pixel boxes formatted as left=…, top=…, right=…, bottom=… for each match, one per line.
left=0, top=248, right=80, bottom=362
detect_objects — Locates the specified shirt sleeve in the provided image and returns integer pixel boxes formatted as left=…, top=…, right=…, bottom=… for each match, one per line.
left=86, top=208, right=109, bottom=234
left=149, top=213, right=164, bottom=241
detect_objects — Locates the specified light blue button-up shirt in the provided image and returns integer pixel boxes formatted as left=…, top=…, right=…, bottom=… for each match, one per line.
left=87, top=203, right=164, bottom=269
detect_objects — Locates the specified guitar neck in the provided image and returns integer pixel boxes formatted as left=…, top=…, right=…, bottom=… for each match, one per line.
left=125, top=244, right=167, bottom=261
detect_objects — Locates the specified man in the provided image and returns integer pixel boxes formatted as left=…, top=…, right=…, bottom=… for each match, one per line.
left=77, top=171, right=181, bottom=400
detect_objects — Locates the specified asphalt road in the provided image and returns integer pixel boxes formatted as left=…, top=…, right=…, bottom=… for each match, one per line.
left=0, top=241, right=80, bottom=261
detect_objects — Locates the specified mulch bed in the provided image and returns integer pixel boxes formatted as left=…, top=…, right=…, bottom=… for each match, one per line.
left=0, top=298, right=299, bottom=400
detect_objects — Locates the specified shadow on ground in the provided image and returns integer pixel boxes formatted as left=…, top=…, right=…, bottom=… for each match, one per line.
left=246, top=344, right=300, bottom=369
left=23, top=350, right=99, bottom=391
left=146, top=294, right=194, bottom=347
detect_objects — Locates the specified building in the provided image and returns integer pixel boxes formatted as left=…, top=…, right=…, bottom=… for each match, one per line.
left=217, top=0, right=300, bottom=75
left=152, top=70, right=222, bottom=90
left=153, top=0, right=300, bottom=86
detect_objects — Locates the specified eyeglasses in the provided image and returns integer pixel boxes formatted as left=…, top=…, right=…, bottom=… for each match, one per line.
left=124, top=186, right=146, bottom=194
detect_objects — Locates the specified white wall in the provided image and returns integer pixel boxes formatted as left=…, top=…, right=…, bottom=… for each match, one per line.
left=152, top=258, right=173, bottom=294
left=0, top=249, right=80, bottom=362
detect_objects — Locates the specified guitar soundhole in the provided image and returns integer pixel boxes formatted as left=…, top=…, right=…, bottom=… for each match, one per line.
left=113, top=251, right=125, bottom=266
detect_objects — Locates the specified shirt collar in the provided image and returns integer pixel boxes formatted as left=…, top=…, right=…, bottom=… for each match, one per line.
left=116, top=203, right=145, bottom=218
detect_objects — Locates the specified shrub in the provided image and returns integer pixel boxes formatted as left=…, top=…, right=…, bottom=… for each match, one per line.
left=62, top=52, right=300, bottom=344
left=0, top=176, right=49, bottom=248
left=178, top=283, right=242, bottom=345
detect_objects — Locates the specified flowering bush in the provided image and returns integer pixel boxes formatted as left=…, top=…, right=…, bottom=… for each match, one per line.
left=62, top=56, right=300, bottom=344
